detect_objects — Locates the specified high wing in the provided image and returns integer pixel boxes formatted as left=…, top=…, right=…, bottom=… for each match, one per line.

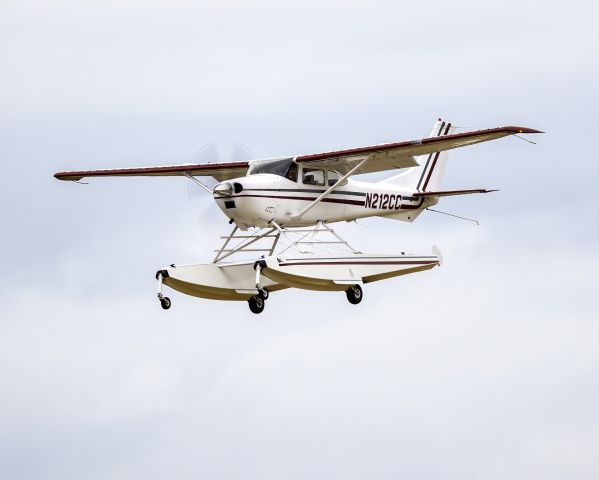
left=54, top=125, right=541, bottom=182
left=295, top=125, right=542, bottom=175
left=54, top=161, right=249, bottom=182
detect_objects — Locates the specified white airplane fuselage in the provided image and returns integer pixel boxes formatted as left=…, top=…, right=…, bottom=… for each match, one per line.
left=213, top=173, right=436, bottom=229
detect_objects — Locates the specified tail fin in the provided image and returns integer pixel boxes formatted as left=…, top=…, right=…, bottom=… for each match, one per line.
left=379, top=119, right=457, bottom=191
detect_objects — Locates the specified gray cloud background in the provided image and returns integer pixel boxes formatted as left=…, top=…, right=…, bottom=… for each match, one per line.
left=1, top=1, right=598, bottom=479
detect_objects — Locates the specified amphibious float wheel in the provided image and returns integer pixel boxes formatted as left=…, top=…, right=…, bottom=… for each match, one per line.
left=248, top=295, right=265, bottom=314
left=160, top=297, right=171, bottom=310
left=345, top=285, right=363, bottom=305
left=258, top=288, right=269, bottom=300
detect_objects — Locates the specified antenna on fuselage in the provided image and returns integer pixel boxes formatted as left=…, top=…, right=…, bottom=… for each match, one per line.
left=426, top=208, right=480, bottom=226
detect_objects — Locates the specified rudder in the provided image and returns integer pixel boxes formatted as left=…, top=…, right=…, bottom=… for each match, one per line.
left=379, top=118, right=457, bottom=192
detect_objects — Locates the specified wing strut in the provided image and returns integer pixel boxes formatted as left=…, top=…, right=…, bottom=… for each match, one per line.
left=183, top=173, right=213, bottom=194
left=291, top=155, right=371, bottom=220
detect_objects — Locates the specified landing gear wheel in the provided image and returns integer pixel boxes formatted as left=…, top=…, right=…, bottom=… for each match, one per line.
left=258, top=288, right=269, bottom=300
left=248, top=295, right=265, bottom=314
left=345, top=285, right=363, bottom=305
left=160, top=297, right=171, bottom=310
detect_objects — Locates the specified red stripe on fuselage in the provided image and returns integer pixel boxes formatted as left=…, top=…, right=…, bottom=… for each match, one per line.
left=227, top=194, right=365, bottom=206
left=224, top=193, right=427, bottom=210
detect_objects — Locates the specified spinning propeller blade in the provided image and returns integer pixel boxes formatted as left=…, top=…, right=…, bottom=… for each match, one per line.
left=183, top=141, right=257, bottom=201
left=184, top=141, right=258, bottom=227
left=184, top=142, right=220, bottom=200
left=231, top=141, right=257, bottom=163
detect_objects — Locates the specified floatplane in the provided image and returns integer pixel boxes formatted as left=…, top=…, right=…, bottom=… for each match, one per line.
left=55, top=119, right=541, bottom=313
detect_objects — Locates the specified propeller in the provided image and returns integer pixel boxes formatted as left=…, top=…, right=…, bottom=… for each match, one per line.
left=183, top=142, right=219, bottom=201
left=184, top=141, right=257, bottom=201
left=231, top=141, right=256, bottom=163
left=183, top=141, right=258, bottom=227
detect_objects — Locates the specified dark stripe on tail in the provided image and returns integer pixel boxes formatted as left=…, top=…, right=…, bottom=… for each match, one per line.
left=416, top=121, right=446, bottom=191
left=422, top=122, right=452, bottom=192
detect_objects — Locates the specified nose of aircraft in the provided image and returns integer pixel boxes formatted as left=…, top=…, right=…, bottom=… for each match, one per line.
left=213, top=181, right=233, bottom=197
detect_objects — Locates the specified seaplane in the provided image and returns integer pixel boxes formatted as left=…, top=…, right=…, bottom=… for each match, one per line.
left=54, top=119, right=541, bottom=313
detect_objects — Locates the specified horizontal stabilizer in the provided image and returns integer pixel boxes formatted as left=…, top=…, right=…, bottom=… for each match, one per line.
left=413, top=189, right=498, bottom=198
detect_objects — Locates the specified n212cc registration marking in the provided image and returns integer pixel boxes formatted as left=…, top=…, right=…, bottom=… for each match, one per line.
left=364, top=193, right=402, bottom=210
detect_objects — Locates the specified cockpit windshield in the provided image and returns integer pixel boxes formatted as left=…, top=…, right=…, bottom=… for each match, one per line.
left=247, top=157, right=296, bottom=180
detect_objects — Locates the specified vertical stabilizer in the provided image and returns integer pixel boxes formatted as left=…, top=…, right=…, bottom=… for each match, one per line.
left=379, top=119, right=457, bottom=191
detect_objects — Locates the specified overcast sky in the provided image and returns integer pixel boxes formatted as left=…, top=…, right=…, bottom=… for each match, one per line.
left=1, top=1, right=598, bottom=479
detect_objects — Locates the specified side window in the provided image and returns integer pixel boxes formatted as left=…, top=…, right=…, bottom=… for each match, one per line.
left=303, top=168, right=325, bottom=186
left=327, top=171, right=343, bottom=186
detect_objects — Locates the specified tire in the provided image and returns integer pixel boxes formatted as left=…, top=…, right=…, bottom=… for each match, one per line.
left=345, top=285, right=363, bottom=305
left=160, top=297, right=171, bottom=310
left=248, top=295, right=265, bottom=314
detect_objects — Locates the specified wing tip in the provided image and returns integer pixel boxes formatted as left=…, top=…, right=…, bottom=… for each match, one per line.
left=54, top=171, right=83, bottom=181
left=505, top=126, right=544, bottom=134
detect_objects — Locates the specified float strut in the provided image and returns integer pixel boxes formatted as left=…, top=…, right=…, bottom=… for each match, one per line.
left=253, top=260, right=267, bottom=290
left=157, top=272, right=164, bottom=301
left=255, top=263, right=262, bottom=289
